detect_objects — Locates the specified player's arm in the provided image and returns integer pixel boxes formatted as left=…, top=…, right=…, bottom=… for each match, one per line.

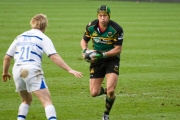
left=2, top=39, right=17, bottom=82
left=106, top=25, right=124, bottom=57
left=43, top=37, right=83, bottom=78
left=43, top=37, right=72, bottom=71
left=105, top=45, right=122, bottom=57
left=49, top=54, right=72, bottom=71
left=49, top=54, right=83, bottom=78
left=93, top=45, right=122, bottom=60
left=80, top=29, right=91, bottom=59
left=80, top=38, right=88, bottom=50
left=2, top=55, right=12, bottom=82
left=80, top=24, right=91, bottom=52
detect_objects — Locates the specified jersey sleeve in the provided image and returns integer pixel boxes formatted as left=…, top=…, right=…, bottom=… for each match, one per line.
left=6, top=39, right=17, bottom=57
left=113, top=26, right=124, bottom=46
left=82, top=23, right=91, bottom=42
left=42, top=36, right=57, bottom=57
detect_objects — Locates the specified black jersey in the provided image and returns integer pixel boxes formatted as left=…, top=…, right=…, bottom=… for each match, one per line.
left=83, top=19, right=124, bottom=52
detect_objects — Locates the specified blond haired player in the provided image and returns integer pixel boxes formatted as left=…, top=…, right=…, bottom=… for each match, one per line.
left=2, top=14, right=83, bottom=120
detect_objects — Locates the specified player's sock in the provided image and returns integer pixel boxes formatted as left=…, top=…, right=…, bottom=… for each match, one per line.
left=98, top=87, right=106, bottom=96
left=45, top=104, right=57, bottom=120
left=17, top=103, right=29, bottom=120
left=104, top=96, right=116, bottom=115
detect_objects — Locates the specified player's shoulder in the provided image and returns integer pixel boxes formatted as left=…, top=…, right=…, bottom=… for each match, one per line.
left=86, top=19, right=98, bottom=27
left=21, top=29, right=51, bottom=41
left=109, top=20, right=123, bottom=31
left=13, top=31, right=27, bottom=41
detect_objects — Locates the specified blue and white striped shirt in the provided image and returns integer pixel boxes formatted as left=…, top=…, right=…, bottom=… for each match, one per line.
left=6, top=29, right=57, bottom=67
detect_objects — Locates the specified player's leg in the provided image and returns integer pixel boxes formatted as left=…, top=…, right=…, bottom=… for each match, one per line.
left=29, top=76, right=57, bottom=120
left=103, top=58, right=119, bottom=120
left=17, top=90, right=32, bottom=120
left=33, top=88, right=57, bottom=120
left=105, top=73, right=118, bottom=112
left=23, top=65, right=57, bottom=120
left=89, top=78, right=104, bottom=97
left=89, top=63, right=106, bottom=97
left=102, top=73, right=118, bottom=120
left=12, top=65, right=31, bottom=120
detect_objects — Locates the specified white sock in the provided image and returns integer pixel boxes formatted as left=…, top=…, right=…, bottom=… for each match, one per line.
left=17, top=103, right=29, bottom=120
left=45, top=105, right=57, bottom=120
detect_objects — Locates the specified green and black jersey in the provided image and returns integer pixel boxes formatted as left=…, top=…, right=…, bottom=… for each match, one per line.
left=83, top=19, right=124, bottom=52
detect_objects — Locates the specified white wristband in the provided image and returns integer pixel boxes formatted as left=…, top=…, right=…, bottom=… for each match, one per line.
left=103, top=52, right=107, bottom=58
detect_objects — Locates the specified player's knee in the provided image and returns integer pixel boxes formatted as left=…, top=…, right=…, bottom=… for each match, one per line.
left=90, top=91, right=99, bottom=97
left=22, top=99, right=32, bottom=105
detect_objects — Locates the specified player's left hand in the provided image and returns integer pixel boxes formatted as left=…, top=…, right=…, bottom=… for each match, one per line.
left=93, top=51, right=107, bottom=61
left=2, top=73, right=11, bottom=82
left=68, top=69, right=83, bottom=78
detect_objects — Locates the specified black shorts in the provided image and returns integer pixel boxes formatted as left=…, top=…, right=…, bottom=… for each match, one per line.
left=89, top=57, right=120, bottom=78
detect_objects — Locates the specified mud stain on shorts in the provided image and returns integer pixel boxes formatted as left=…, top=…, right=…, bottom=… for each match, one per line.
left=20, top=69, right=29, bottom=79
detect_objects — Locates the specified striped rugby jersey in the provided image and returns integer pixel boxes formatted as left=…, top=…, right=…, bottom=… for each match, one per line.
left=6, top=29, right=57, bottom=67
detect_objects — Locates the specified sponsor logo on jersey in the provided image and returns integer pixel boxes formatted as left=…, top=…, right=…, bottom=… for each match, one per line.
left=93, top=37, right=100, bottom=43
left=107, top=32, right=112, bottom=37
left=117, top=33, right=124, bottom=41
left=93, top=37, right=113, bottom=44
left=92, top=31, right=98, bottom=36
left=118, top=36, right=122, bottom=41
left=17, top=42, right=35, bottom=46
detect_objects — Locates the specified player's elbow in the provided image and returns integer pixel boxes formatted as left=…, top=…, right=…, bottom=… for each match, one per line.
left=4, top=55, right=12, bottom=62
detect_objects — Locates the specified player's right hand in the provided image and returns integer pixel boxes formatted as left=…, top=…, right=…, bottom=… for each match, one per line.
left=2, top=73, right=11, bottom=82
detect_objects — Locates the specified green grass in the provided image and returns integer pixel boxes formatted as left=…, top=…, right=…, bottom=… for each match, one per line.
left=0, top=0, right=180, bottom=120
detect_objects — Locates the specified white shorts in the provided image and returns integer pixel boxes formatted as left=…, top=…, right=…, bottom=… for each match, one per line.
left=12, top=64, right=48, bottom=92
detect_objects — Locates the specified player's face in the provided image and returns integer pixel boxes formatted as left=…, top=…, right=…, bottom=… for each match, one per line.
left=98, top=12, right=109, bottom=25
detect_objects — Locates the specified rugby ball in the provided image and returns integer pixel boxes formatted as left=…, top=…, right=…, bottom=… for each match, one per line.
left=84, top=50, right=96, bottom=63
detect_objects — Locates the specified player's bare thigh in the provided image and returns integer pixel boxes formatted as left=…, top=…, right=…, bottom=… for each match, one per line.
left=19, top=90, right=33, bottom=105
left=89, top=78, right=104, bottom=96
left=33, top=88, right=52, bottom=107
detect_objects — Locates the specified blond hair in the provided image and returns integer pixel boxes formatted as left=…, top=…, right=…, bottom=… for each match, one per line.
left=30, top=14, right=48, bottom=30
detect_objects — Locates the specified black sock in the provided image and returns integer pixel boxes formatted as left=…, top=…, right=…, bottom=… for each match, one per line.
left=98, top=87, right=105, bottom=96
left=104, top=96, right=115, bottom=115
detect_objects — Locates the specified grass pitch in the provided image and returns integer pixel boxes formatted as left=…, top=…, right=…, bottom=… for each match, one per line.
left=0, top=0, right=180, bottom=120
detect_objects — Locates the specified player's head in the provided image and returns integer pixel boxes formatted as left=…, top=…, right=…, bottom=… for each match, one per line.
left=30, top=14, right=48, bottom=31
left=97, top=5, right=111, bottom=18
